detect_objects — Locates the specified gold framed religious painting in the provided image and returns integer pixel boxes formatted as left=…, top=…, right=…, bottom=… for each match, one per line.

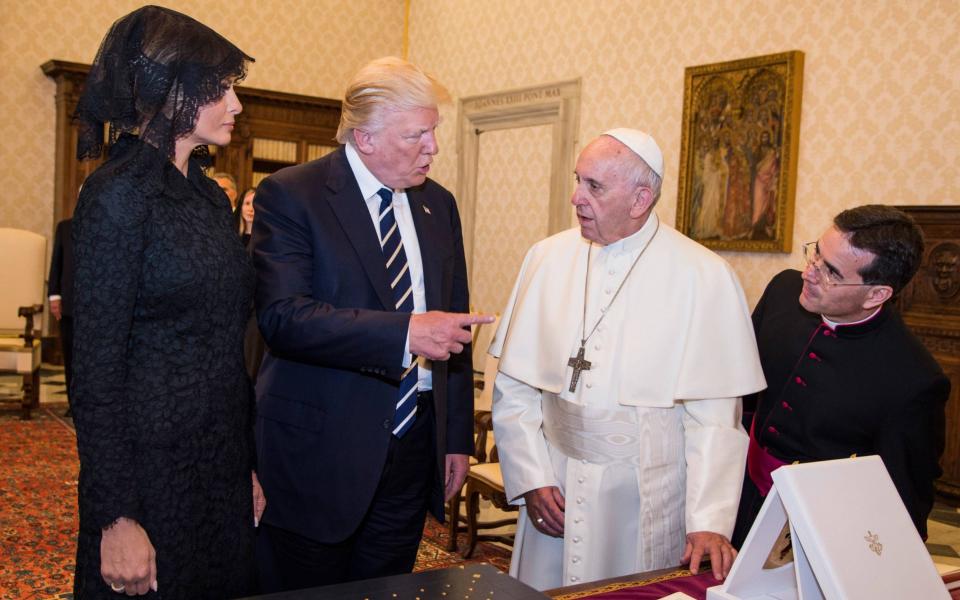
left=675, top=51, right=804, bottom=252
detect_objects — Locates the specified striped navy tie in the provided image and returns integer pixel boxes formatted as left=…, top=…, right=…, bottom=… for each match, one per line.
left=377, top=188, right=418, bottom=437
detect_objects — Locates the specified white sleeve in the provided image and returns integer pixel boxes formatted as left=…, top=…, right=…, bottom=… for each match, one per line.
left=491, top=370, right=559, bottom=505
left=681, top=396, right=748, bottom=537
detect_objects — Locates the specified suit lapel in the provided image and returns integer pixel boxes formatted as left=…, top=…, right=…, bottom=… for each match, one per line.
left=325, top=149, right=395, bottom=311
left=408, top=188, right=443, bottom=311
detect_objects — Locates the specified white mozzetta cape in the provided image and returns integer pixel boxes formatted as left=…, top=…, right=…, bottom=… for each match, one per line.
left=489, top=215, right=766, bottom=405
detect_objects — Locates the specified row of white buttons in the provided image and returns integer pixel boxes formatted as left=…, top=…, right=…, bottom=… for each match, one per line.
left=568, top=465, right=588, bottom=583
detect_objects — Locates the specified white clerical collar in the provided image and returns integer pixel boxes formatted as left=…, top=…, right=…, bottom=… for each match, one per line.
left=345, top=142, right=399, bottom=200
left=822, top=306, right=881, bottom=330
left=599, top=212, right=660, bottom=255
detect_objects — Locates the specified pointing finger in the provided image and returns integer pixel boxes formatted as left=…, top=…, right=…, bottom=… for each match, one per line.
left=457, top=313, right=495, bottom=327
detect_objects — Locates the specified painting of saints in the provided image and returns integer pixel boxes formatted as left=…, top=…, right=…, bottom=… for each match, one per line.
left=691, top=140, right=728, bottom=239
left=677, top=51, right=802, bottom=252
left=750, top=130, right=779, bottom=239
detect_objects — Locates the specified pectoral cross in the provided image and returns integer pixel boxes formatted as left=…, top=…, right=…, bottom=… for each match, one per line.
left=567, top=344, right=592, bottom=392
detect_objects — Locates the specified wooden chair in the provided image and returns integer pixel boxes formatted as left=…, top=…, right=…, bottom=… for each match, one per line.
left=445, top=351, right=500, bottom=551
left=461, top=409, right=518, bottom=558
left=0, top=228, right=47, bottom=419
left=448, top=344, right=519, bottom=558
left=445, top=410, right=485, bottom=551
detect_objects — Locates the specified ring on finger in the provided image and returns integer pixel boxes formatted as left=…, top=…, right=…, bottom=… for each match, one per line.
left=110, top=582, right=125, bottom=593
left=535, top=517, right=545, bottom=524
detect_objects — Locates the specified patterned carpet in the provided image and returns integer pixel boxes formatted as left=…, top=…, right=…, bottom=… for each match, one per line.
left=0, top=406, right=77, bottom=599
left=0, top=401, right=510, bottom=599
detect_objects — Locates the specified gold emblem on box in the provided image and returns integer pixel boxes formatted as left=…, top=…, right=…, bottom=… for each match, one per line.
left=865, top=530, right=883, bottom=556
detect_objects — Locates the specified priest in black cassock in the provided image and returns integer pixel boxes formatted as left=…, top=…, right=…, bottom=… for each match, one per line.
left=732, top=204, right=949, bottom=547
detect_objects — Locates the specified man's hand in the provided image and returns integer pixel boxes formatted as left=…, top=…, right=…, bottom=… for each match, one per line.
left=252, top=471, right=266, bottom=527
left=444, top=453, right=470, bottom=501
left=409, top=312, right=494, bottom=361
left=100, top=517, right=157, bottom=595
left=682, top=530, right=737, bottom=580
left=50, top=299, right=62, bottom=321
left=522, top=486, right=565, bottom=537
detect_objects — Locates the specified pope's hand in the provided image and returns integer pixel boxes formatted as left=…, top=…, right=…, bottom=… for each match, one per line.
left=523, top=486, right=565, bottom=537
left=409, top=312, right=494, bottom=361
left=682, top=530, right=736, bottom=580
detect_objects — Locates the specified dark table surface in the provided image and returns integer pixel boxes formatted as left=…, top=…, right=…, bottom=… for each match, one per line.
left=236, top=563, right=548, bottom=600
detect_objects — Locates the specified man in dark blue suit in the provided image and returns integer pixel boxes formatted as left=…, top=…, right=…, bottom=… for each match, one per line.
left=48, top=218, right=75, bottom=410
left=252, top=57, right=492, bottom=591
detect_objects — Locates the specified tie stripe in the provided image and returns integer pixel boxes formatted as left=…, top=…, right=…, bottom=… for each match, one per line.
left=391, top=263, right=410, bottom=289
left=377, top=188, right=418, bottom=437
left=394, top=287, right=413, bottom=310
left=397, top=386, right=417, bottom=409
left=386, top=242, right=402, bottom=269
left=381, top=223, right=398, bottom=248
left=392, top=407, right=417, bottom=436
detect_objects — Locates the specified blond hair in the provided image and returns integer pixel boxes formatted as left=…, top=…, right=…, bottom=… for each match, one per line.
left=335, top=57, right=450, bottom=145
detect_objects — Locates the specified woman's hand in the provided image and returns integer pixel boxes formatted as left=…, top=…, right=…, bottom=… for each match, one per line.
left=100, top=517, right=157, bottom=595
left=252, top=471, right=266, bottom=527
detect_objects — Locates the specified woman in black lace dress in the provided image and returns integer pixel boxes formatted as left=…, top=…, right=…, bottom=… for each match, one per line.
left=71, top=7, right=263, bottom=598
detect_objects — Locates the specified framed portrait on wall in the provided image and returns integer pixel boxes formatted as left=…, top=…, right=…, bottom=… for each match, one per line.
left=675, top=51, right=804, bottom=253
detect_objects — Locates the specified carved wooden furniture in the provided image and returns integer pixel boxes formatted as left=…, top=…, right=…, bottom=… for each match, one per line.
left=209, top=86, right=341, bottom=191
left=40, top=60, right=104, bottom=227
left=461, top=409, right=518, bottom=558
left=0, top=229, right=47, bottom=419
left=445, top=408, right=483, bottom=552
left=41, top=59, right=342, bottom=222
left=446, top=348, right=504, bottom=552
left=445, top=322, right=501, bottom=551
left=896, top=206, right=960, bottom=498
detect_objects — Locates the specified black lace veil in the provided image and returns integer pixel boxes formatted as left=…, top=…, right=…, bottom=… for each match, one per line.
left=75, top=5, right=253, bottom=160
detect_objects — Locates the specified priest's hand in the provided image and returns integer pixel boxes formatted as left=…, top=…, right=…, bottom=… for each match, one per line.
left=409, top=312, right=495, bottom=361
left=523, top=486, right=565, bottom=537
left=444, top=453, right=469, bottom=501
left=682, top=530, right=736, bottom=580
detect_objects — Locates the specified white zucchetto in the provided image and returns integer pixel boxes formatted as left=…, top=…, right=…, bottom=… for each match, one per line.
left=602, top=128, right=664, bottom=178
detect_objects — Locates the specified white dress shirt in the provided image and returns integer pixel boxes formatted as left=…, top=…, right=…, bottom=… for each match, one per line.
left=345, top=143, right=432, bottom=390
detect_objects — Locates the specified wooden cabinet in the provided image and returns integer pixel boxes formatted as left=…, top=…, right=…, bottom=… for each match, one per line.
left=41, top=59, right=341, bottom=219
left=209, top=85, right=341, bottom=194
left=41, top=60, right=104, bottom=225
left=896, top=206, right=960, bottom=498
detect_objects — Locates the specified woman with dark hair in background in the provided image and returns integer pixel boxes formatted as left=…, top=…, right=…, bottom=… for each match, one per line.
left=235, top=186, right=256, bottom=244
left=234, top=187, right=265, bottom=383
left=71, top=6, right=264, bottom=597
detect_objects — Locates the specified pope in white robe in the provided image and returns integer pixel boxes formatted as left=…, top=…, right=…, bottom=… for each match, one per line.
left=489, top=129, right=766, bottom=591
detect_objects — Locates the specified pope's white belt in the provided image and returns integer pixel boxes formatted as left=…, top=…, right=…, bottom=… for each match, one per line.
left=541, top=392, right=646, bottom=466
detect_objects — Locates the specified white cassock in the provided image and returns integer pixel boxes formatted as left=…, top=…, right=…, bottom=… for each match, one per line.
left=489, top=213, right=766, bottom=590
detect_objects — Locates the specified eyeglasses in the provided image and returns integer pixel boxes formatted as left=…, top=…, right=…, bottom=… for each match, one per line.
left=802, top=242, right=873, bottom=288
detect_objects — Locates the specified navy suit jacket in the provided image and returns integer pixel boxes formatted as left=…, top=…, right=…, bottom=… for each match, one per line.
left=49, top=219, right=75, bottom=316
left=252, top=146, right=474, bottom=543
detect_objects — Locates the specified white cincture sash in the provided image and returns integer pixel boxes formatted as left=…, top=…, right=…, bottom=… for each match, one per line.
left=541, top=392, right=647, bottom=466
